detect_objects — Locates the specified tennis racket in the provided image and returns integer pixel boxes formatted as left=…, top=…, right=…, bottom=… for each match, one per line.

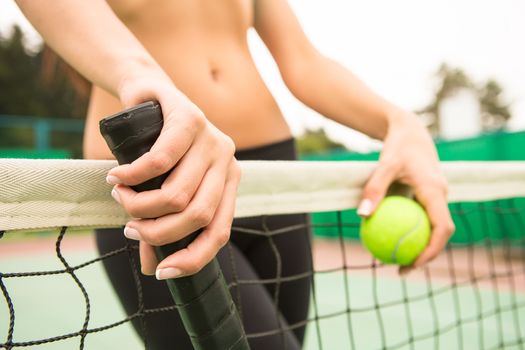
left=100, top=101, right=249, bottom=350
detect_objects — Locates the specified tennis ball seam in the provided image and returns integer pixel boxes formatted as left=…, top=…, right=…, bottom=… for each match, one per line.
left=390, top=214, right=423, bottom=264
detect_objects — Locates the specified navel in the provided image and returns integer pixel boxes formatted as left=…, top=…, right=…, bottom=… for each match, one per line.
left=210, top=68, right=219, bottom=82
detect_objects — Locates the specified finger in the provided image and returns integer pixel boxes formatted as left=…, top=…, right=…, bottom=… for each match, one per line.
left=358, top=160, right=399, bottom=217
left=413, top=188, right=455, bottom=267
left=139, top=241, right=158, bottom=275
left=155, top=162, right=240, bottom=278
left=112, top=145, right=212, bottom=218
left=125, top=164, right=227, bottom=246
left=108, top=149, right=187, bottom=187
left=107, top=111, right=203, bottom=186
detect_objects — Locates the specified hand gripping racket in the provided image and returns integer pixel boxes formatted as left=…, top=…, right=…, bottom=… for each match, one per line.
left=100, top=101, right=249, bottom=350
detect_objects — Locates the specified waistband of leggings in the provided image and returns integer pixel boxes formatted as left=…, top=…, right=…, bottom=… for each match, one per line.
left=234, top=138, right=296, bottom=161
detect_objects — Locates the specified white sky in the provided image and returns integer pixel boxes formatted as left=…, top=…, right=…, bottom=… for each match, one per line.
left=1, top=0, right=524, bottom=151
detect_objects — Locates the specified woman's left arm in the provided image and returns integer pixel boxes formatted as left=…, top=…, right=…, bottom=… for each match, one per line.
left=255, top=0, right=455, bottom=268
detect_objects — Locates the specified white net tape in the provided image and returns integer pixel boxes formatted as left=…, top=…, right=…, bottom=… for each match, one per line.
left=2, top=159, right=525, bottom=231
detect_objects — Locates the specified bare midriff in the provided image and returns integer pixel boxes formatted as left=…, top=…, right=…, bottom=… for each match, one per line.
left=83, top=0, right=291, bottom=159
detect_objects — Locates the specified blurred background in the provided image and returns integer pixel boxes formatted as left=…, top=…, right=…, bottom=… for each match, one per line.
left=0, top=0, right=524, bottom=160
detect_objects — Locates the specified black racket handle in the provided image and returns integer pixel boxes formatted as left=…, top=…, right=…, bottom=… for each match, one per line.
left=100, top=101, right=249, bottom=350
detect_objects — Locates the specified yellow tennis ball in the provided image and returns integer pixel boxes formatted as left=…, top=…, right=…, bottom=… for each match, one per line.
left=360, top=196, right=431, bottom=266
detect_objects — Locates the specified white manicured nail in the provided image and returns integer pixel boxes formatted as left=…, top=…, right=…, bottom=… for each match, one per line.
left=124, top=227, right=141, bottom=240
left=358, top=199, right=373, bottom=217
left=106, top=175, right=122, bottom=185
left=111, top=188, right=121, bottom=204
left=156, top=267, right=183, bottom=280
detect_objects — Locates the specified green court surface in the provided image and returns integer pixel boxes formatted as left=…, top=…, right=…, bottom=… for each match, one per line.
left=1, top=241, right=523, bottom=350
left=306, top=273, right=524, bottom=349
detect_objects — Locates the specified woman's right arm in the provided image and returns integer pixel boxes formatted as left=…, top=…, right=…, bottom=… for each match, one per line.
left=16, top=0, right=242, bottom=280
left=16, top=0, right=156, bottom=94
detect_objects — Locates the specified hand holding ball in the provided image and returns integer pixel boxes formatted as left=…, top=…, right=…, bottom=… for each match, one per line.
left=360, top=196, right=431, bottom=266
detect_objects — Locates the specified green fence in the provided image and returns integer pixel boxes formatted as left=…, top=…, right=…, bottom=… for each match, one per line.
left=302, top=130, right=525, bottom=161
left=0, top=115, right=84, bottom=158
left=309, top=198, right=525, bottom=245
left=301, top=131, right=525, bottom=244
left=0, top=148, right=71, bottom=159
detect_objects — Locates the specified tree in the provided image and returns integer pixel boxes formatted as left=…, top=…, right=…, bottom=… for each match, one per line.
left=0, top=25, right=88, bottom=118
left=0, top=26, right=43, bottom=116
left=296, top=128, right=346, bottom=155
left=478, top=79, right=511, bottom=131
left=0, top=25, right=89, bottom=156
left=418, top=63, right=511, bottom=137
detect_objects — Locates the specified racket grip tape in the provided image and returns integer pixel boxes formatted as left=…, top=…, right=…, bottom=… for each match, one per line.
left=100, top=101, right=249, bottom=350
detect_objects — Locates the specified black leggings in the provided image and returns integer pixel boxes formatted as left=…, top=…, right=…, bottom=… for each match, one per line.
left=95, top=139, right=312, bottom=349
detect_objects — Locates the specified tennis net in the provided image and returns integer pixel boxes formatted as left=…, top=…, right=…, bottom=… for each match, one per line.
left=1, top=159, right=524, bottom=349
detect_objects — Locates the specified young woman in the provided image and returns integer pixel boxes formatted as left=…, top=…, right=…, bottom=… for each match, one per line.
left=17, top=1, right=454, bottom=349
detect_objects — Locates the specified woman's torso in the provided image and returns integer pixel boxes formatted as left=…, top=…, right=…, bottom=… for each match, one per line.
left=84, top=0, right=291, bottom=159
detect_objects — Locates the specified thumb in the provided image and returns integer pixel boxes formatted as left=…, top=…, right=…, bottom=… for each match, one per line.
left=358, top=161, right=398, bottom=217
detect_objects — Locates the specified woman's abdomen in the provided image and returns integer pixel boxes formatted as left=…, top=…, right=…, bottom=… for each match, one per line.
left=84, top=42, right=291, bottom=159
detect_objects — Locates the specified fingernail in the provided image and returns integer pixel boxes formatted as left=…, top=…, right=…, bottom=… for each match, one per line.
left=358, top=199, right=373, bottom=217
left=106, top=175, right=122, bottom=185
left=124, top=226, right=141, bottom=240
left=156, top=267, right=183, bottom=280
left=111, top=188, right=121, bottom=204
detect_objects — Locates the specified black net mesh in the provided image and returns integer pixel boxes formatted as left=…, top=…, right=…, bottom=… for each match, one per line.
left=1, top=198, right=524, bottom=350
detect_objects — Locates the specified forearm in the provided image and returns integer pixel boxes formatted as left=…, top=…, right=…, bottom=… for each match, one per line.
left=16, top=0, right=160, bottom=96
left=284, top=53, right=407, bottom=140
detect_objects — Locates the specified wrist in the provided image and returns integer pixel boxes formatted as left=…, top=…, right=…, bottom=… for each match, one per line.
left=385, top=108, right=425, bottom=134
left=116, top=56, right=165, bottom=98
